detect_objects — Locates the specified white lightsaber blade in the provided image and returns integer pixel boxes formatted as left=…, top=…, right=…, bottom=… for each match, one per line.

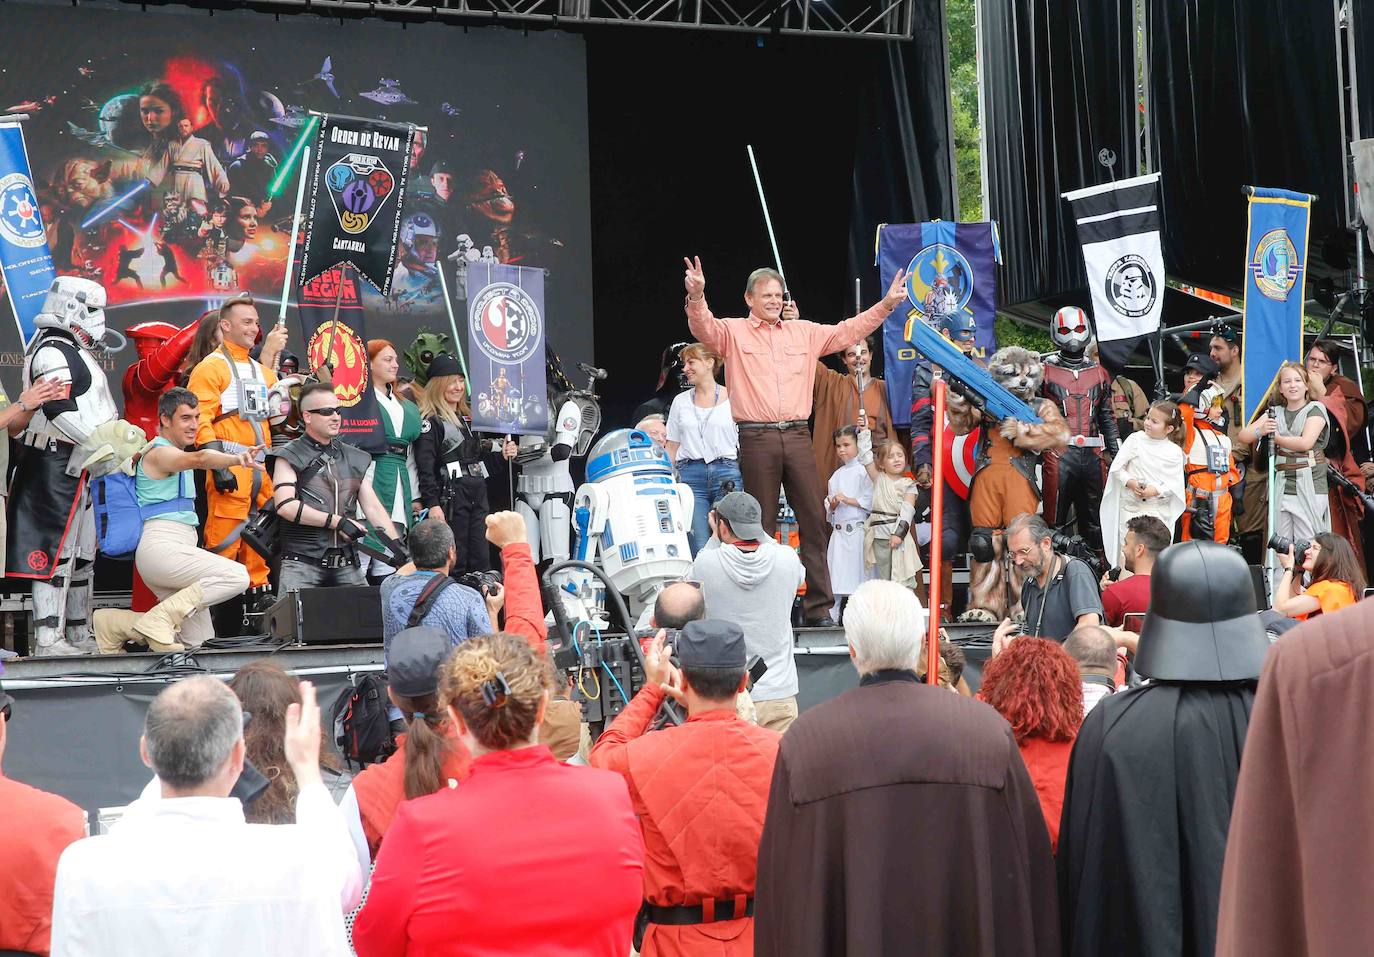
left=747, top=144, right=787, bottom=292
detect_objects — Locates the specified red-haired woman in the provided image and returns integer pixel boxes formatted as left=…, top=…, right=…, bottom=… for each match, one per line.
left=362, top=339, right=423, bottom=583
left=979, top=637, right=1084, bottom=851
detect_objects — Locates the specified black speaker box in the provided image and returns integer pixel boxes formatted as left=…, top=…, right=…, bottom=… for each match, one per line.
left=266, top=586, right=384, bottom=645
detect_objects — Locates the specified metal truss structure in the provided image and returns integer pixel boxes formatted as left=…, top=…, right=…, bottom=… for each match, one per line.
left=243, top=0, right=917, bottom=40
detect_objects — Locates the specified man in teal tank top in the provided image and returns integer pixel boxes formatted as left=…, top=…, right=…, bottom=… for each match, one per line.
left=93, top=388, right=263, bottom=653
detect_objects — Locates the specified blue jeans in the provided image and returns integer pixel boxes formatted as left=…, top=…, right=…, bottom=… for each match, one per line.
left=677, top=458, right=743, bottom=555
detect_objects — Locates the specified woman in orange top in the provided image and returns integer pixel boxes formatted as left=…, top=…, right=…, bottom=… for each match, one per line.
left=977, top=636, right=1083, bottom=852
left=1274, top=531, right=1365, bottom=620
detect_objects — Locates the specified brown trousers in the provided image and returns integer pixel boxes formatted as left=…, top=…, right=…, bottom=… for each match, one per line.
left=737, top=425, right=834, bottom=619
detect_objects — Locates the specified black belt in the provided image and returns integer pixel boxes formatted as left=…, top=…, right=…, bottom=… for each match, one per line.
left=645, top=897, right=754, bottom=925
left=738, top=420, right=807, bottom=431
left=282, top=546, right=357, bottom=569
left=385, top=443, right=408, bottom=455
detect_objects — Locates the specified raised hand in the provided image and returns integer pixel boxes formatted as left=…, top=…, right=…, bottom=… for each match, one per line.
left=283, top=680, right=324, bottom=787
left=781, top=298, right=799, bottom=321
left=238, top=444, right=268, bottom=471
left=485, top=510, right=528, bottom=549
left=683, top=256, right=706, bottom=298
left=882, top=269, right=911, bottom=310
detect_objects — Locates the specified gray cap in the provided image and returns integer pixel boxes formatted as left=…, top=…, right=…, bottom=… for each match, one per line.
left=713, top=490, right=767, bottom=542
left=387, top=626, right=452, bottom=698
left=676, top=619, right=747, bottom=670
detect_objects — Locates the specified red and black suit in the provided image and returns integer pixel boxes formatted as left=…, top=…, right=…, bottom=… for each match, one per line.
left=1040, top=355, right=1119, bottom=552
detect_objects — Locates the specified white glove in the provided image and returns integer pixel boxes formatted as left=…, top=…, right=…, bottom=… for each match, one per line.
left=857, top=427, right=873, bottom=466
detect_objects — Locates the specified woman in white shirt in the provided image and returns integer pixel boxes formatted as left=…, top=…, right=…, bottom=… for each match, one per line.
left=665, top=343, right=740, bottom=555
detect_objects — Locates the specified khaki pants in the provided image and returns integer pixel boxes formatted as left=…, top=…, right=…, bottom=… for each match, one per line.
left=753, top=695, right=799, bottom=733
left=135, top=521, right=250, bottom=647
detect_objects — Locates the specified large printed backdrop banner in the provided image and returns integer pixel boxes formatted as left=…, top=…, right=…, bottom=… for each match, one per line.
left=0, top=0, right=591, bottom=397
left=300, top=115, right=414, bottom=294
left=466, top=261, right=547, bottom=436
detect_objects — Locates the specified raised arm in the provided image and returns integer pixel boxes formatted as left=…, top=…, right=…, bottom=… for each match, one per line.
left=141, top=442, right=264, bottom=481
left=682, top=256, right=729, bottom=355
left=813, top=270, right=909, bottom=356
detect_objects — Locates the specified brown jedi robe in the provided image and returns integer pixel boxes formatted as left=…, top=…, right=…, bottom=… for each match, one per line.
left=1325, top=372, right=1366, bottom=435
left=812, top=361, right=893, bottom=481
left=1216, top=601, right=1374, bottom=957
left=754, top=671, right=1059, bottom=957
left=1317, top=392, right=1366, bottom=577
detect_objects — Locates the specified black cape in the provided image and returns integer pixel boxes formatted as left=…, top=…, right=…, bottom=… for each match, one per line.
left=1057, top=681, right=1255, bottom=957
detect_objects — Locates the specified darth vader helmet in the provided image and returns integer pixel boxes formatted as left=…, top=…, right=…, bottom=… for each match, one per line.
left=1134, top=540, right=1270, bottom=682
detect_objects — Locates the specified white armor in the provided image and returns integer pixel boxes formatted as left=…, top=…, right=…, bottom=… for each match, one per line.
left=21, top=277, right=121, bottom=656
left=573, top=428, right=695, bottom=615
left=516, top=398, right=582, bottom=564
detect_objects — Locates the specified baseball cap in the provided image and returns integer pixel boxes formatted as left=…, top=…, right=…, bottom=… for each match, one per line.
left=387, top=626, right=452, bottom=698
left=249, top=130, right=271, bottom=143
left=712, top=490, right=766, bottom=542
left=675, top=619, right=747, bottom=670
left=426, top=353, right=463, bottom=380
left=1184, top=352, right=1220, bottom=379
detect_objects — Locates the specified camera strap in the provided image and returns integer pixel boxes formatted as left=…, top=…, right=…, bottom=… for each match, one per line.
left=407, top=574, right=456, bottom=628
left=1031, top=556, right=1066, bottom=639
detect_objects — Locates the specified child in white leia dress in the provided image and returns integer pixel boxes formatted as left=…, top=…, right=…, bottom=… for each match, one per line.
left=825, top=426, right=873, bottom=622
left=1100, top=399, right=1187, bottom=566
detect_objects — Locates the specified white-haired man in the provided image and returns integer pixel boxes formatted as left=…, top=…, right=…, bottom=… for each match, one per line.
left=51, top=676, right=361, bottom=956
left=754, top=579, right=1059, bottom=956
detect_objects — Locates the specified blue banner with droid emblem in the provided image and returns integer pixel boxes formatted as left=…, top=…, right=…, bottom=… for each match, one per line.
left=1241, top=187, right=1313, bottom=423
left=0, top=123, right=57, bottom=344
left=876, top=221, right=999, bottom=426
left=467, top=261, right=548, bottom=436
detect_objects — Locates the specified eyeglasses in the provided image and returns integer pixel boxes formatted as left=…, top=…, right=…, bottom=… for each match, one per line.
left=304, top=407, right=341, bottom=417
left=1305, top=353, right=1333, bottom=367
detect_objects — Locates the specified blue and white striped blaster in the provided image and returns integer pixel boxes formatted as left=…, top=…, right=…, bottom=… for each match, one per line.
left=573, top=429, right=695, bottom=613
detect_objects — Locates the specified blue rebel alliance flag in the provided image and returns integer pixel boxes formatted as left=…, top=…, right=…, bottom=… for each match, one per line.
left=876, top=221, right=1000, bottom=426
left=467, top=261, right=548, bottom=436
left=0, top=123, right=57, bottom=344
left=1241, top=186, right=1313, bottom=423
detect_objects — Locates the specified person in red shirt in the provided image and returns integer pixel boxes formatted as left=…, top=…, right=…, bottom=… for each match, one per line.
left=0, top=681, right=86, bottom=956
left=1100, top=515, right=1170, bottom=632
left=351, top=633, right=644, bottom=957
left=591, top=621, right=781, bottom=956
left=978, top=637, right=1084, bottom=852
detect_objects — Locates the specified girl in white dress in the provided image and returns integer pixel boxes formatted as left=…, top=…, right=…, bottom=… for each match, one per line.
left=825, top=426, right=873, bottom=621
left=1100, top=400, right=1187, bottom=566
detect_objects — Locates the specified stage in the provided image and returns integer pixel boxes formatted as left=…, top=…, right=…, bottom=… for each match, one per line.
left=0, top=622, right=993, bottom=821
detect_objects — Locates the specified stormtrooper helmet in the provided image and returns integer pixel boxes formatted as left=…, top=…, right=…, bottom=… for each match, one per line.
left=1051, top=306, right=1092, bottom=359
left=35, top=277, right=111, bottom=352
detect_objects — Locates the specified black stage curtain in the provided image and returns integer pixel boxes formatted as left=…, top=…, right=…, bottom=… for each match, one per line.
left=1148, top=0, right=1345, bottom=291
left=980, top=0, right=1138, bottom=306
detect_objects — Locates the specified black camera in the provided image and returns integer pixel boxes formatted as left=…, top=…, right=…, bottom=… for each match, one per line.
left=1050, top=530, right=1106, bottom=580
left=456, top=569, right=503, bottom=596
left=1268, top=534, right=1311, bottom=566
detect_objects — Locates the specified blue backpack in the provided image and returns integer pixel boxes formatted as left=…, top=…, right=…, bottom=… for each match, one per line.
left=92, top=470, right=195, bottom=560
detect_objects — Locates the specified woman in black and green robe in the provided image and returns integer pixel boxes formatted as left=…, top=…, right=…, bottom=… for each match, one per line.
left=362, top=339, right=423, bottom=584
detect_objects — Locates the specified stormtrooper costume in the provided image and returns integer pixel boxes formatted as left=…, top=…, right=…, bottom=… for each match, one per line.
left=7, top=278, right=120, bottom=655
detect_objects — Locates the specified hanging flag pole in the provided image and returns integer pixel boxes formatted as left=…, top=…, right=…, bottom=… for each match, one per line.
left=927, top=373, right=947, bottom=684
left=746, top=145, right=787, bottom=292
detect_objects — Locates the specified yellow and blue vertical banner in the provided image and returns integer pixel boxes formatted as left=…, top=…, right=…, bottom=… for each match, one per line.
left=0, top=122, right=56, bottom=344
left=1241, top=186, right=1313, bottom=423
left=876, top=221, right=1000, bottom=426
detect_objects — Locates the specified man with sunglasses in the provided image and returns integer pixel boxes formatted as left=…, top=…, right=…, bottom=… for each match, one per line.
left=0, top=681, right=87, bottom=955
left=271, top=382, right=406, bottom=592
left=188, top=292, right=283, bottom=605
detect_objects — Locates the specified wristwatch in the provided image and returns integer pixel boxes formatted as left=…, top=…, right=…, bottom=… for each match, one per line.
left=16, top=399, right=29, bottom=413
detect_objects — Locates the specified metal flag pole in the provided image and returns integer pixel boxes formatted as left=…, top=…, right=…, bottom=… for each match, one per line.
left=435, top=258, right=471, bottom=383
left=278, top=114, right=320, bottom=341
left=746, top=145, right=787, bottom=291
left=927, top=373, right=948, bottom=684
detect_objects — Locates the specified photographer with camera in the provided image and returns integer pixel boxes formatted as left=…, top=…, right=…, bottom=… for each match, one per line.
left=590, top=621, right=779, bottom=957
left=271, top=383, right=406, bottom=593
left=1005, top=513, right=1103, bottom=642
left=1270, top=532, right=1364, bottom=620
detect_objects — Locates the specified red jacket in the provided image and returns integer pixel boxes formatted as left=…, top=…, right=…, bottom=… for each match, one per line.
left=1017, top=735, right=1075, bottom=853
left=351, top=746, right=644, bottom=957
left=590, top=685, right=781, bottom=957
left=0, top=772, right=85, bottom=955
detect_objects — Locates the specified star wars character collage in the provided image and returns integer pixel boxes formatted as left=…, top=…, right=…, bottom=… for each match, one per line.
left=0, top=1, right=589, bottom=384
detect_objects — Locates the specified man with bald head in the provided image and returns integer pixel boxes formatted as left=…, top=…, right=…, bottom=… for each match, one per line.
left=1064, top=625, right=1122, bottom=715
left=652, top=580, right=706, bottom=631
left=51, top=676, right=362, bottom=956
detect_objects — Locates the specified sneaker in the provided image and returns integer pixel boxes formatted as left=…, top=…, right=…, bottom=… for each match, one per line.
left=32, top=636, right=91, bottom=658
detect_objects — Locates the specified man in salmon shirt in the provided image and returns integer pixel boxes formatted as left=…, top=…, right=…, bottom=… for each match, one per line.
left=591, top=620, right=779, bottom=956
left=683, top=257, right=909, bottom=626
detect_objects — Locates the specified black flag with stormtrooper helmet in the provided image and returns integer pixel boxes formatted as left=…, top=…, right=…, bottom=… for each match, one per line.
left=1063, top=172, right=1165, bottom=376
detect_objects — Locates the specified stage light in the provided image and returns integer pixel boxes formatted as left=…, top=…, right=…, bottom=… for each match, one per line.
left=268, top=115, right=319, bottom=198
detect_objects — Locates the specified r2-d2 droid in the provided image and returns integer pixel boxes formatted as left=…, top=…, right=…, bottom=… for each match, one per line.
left=572, top=429, right=695, bottom=615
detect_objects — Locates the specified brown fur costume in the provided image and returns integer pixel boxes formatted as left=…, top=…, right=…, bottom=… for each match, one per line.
left=949, top=347, right=1068, bottom=619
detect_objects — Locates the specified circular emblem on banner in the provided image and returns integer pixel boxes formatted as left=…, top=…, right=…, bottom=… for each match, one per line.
left=1103, top=254, right=1157, bottom=318
left=306, top=320, right=369, bottom=407
left=1251, top=228, right=1299, bottom=301
left=26, top=550, right=48, bottom=572
left=0, top=173, right=46, bottom=249
left=905, top=244, right=974, bottom=325
left=325, top=152, right=396, bottom=236
left=471, top=282, right=542, bottom=364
